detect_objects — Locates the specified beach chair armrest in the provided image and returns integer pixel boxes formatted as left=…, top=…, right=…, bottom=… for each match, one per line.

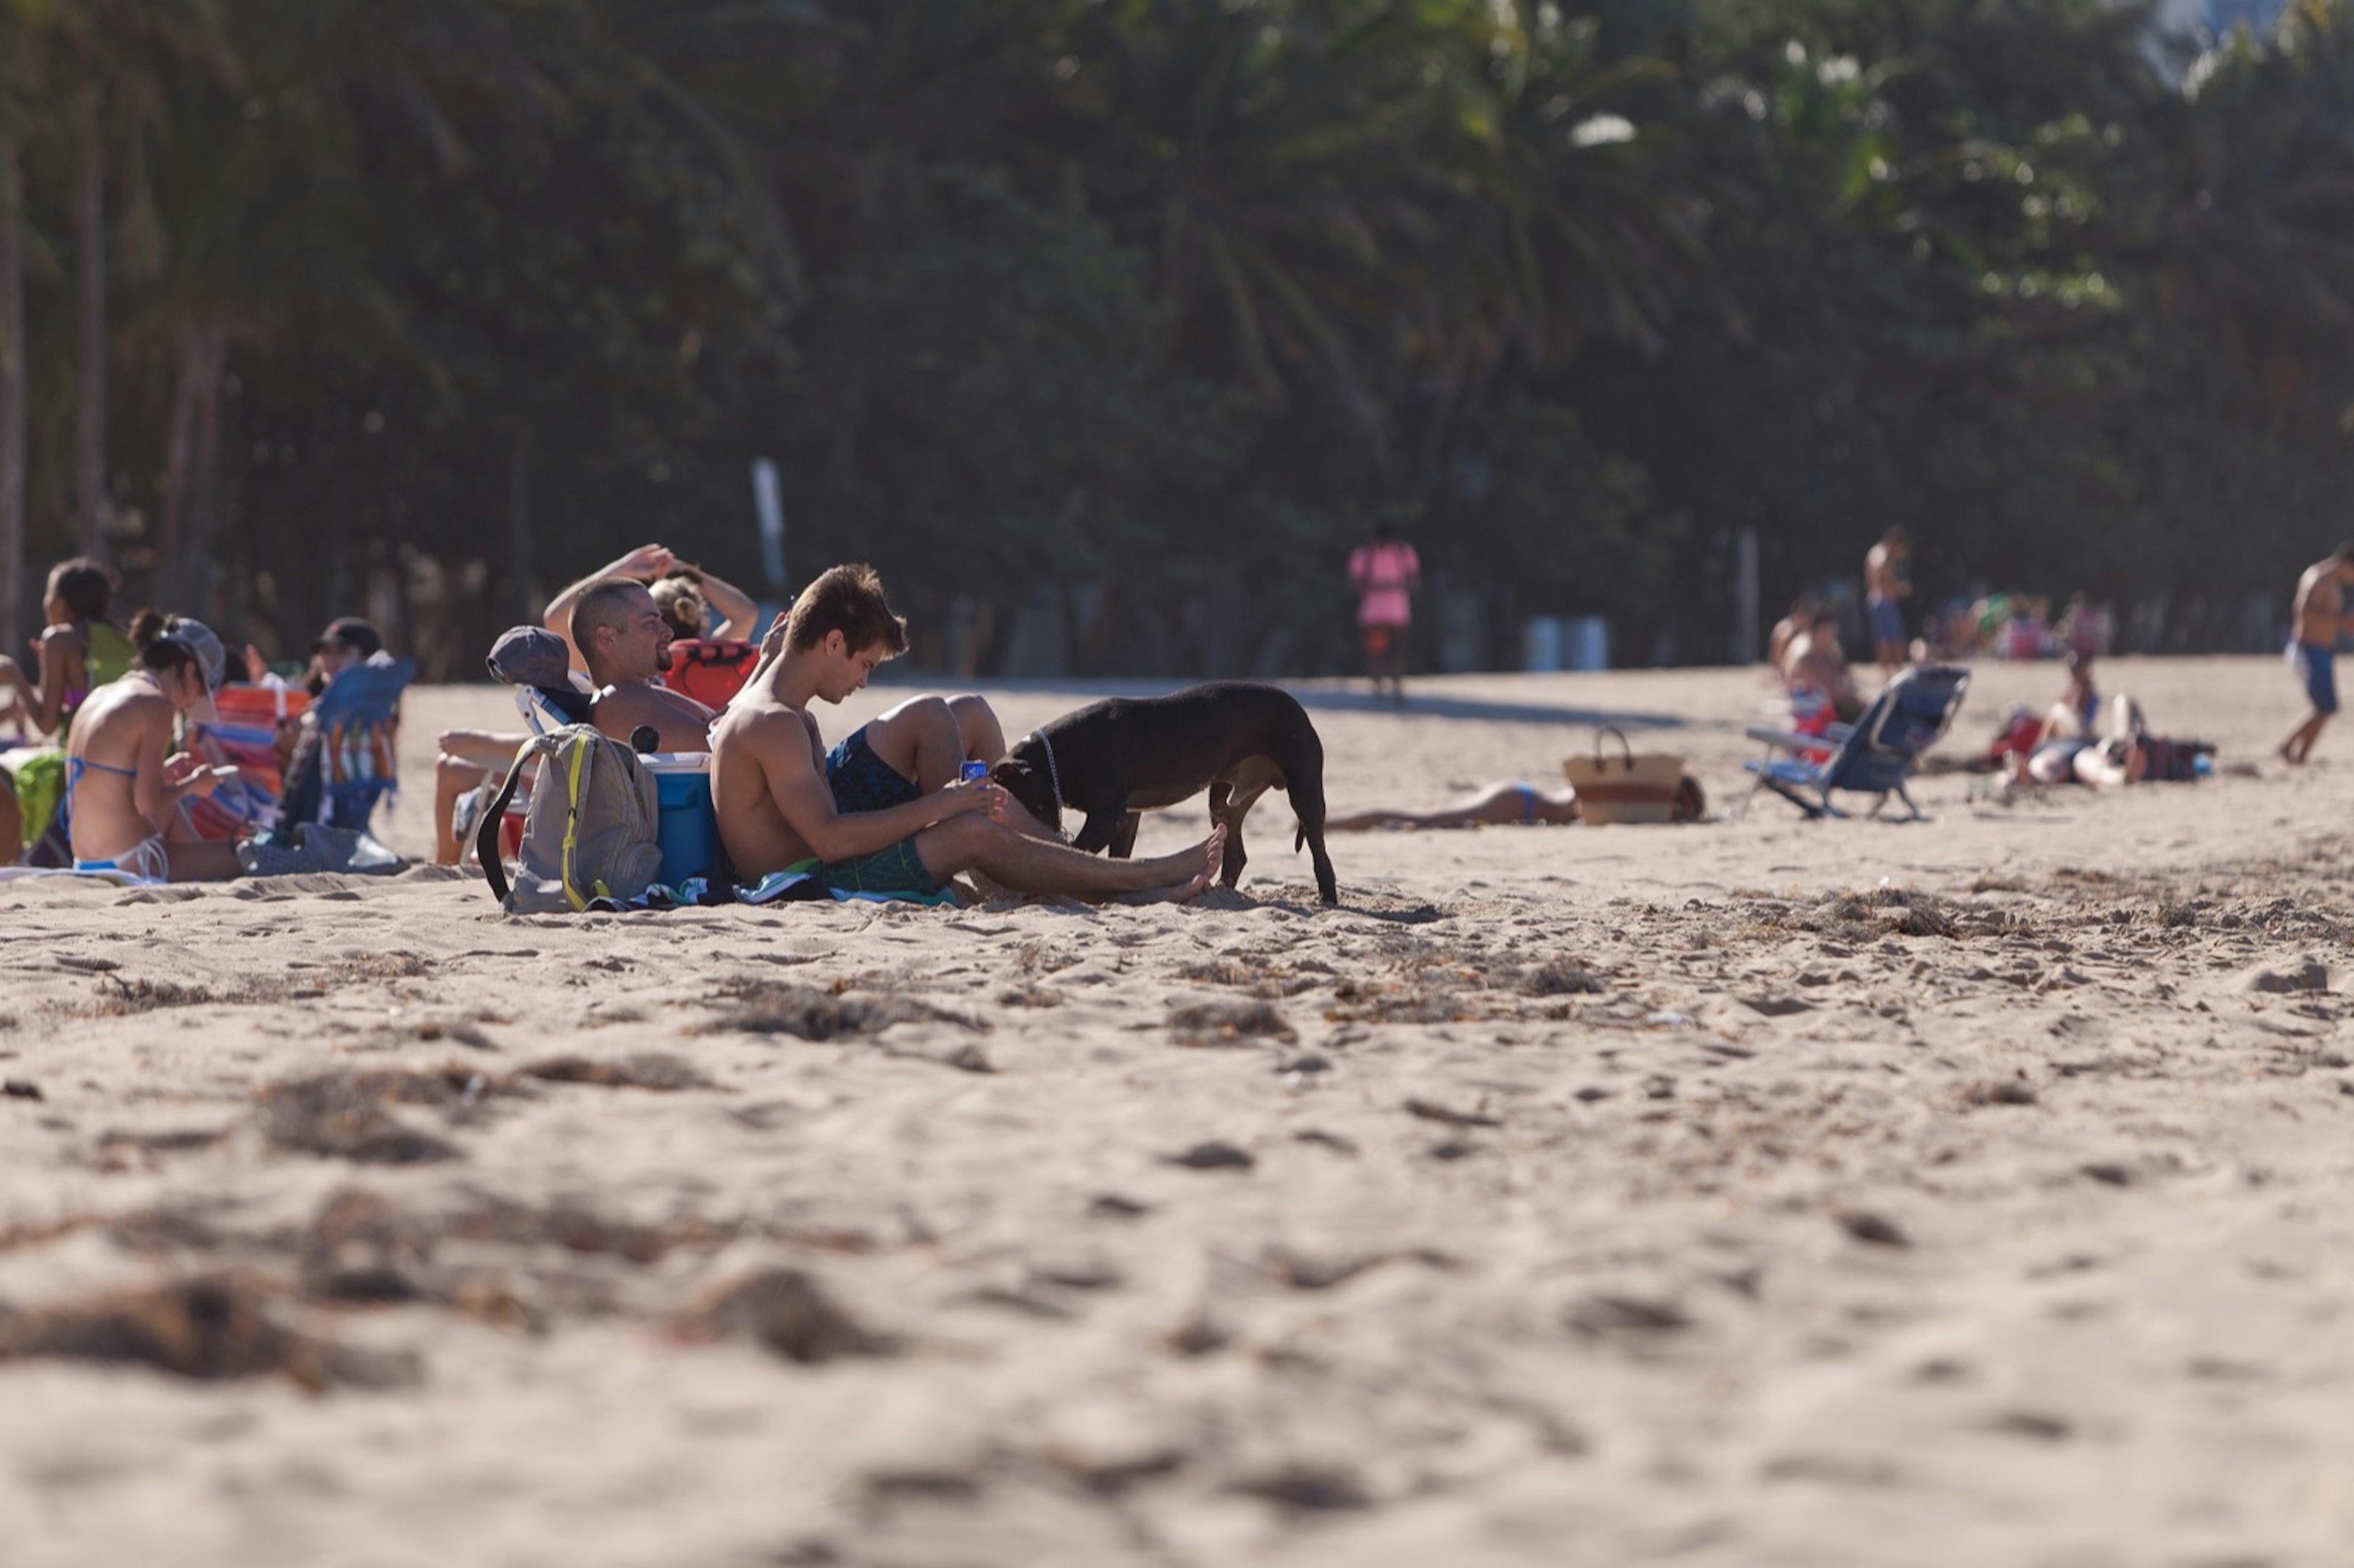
left=1744, top=725, right=1832, bottom=752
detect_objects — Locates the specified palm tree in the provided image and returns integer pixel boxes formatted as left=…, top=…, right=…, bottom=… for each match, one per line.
left=0, top=0, right=34, bottom=654
left=71, top=82, right=103, bottom=560
left=2154, top=3, right=2354, bottom=438
left=0, top=127, right=24, bottom=658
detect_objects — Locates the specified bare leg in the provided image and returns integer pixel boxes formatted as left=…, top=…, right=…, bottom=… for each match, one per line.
left=1327, top=783, right=1575, bottom=831
left=0, top=769, right=20, bottom=862
left=1325, top=805, right=1472, bottom=832
left=917, top=816, right=1224, bottom=902
left=2280, top=711, right=2328, bottom=764
left=859, top=696, right=967, bottom=793
left=947, top=693, right=1007, bottom=764
left=434, top=756, right=490, bottom=864
left=162, top=839, right=245, bottom=881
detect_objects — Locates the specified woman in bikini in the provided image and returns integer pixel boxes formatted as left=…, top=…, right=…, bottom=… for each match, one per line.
left=63, top=612, right=242, bottom=881
left=1327, top=774, right=1704, bottom=831
left=0, top=558, right=137, bottom=739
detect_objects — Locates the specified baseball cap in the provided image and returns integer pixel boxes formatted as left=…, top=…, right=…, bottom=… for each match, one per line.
left=164, top=616, right=227, bottom=723
left=313, top=616, right=384, bottom=658
left=486, top=625, right=574, bottom=691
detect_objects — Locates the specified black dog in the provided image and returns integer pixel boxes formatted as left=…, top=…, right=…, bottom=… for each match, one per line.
left=992, top=682, right=1338, bottom=904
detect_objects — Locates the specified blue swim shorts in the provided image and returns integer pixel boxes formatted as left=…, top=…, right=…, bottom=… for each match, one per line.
left=2291, top=641, right=2339, bottom=715
left=826, top=725, right=923, bottom=815
left=1868, top=595, right=1905, bottom=649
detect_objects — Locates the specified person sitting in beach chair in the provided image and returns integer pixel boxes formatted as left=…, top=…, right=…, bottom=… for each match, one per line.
left=565, top=576, right=728, bottom=753
left=546, top=545, right=763, bottom=663
left=433, top=626, right=603, bottom=866
left=545, top=543, right=765, bottom=707
left=1741, top=663, right=1971, bottom=820
left=712, top=564, right=1223, bottom=904
left=1766, top=592, right=1819, bottom=673
left=1780, top=610, right=1863, bottom=728
left=275, top=644, right=417, bottom=834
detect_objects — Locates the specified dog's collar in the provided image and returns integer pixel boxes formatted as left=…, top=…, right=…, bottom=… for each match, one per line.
left=1032, top=729, right=1062, bottom=812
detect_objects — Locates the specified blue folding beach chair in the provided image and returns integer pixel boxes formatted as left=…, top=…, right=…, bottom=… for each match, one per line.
left=283, top=657, right=417, bottom=831
left=1740, top=664, right=1970, bottom=821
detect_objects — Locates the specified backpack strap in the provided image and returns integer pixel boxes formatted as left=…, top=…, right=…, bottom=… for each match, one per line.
left=558, top=730, right=594, bottom=911
left=476, top=734, right=546, bottom=905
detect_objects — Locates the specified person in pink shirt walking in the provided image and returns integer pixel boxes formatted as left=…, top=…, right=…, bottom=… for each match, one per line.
left=1348, top=523, right=1421, bottom=705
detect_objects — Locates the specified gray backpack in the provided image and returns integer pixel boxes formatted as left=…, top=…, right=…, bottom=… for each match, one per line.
left=475, top=726, right=662, bottom=913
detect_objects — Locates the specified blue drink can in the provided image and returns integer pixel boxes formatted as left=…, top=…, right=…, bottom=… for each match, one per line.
left=960, top=761, right=990, bottom=783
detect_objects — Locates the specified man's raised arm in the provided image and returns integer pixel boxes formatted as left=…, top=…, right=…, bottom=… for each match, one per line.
left=725, top=613, right=791, bottom=717
left=678, top=562, right=760, bottom=642
left=543, top=544, right=676, bottom=667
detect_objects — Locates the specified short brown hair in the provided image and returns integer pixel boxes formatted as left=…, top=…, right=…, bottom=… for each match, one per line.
left=785, top=563, right=908, bottom=656
left=570, top=577, right=651, bottom=660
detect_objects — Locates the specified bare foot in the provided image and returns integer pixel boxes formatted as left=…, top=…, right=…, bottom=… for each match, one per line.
left=1199, top=824, right=1228, bottom=885
left=1111, top=876, right=1209, bottom=906
left=1132, top=824, right=1227, bottom=904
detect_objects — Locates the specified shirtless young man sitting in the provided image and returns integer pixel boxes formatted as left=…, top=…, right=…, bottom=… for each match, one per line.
left=711, top=564, right=1222, bottom=904
left=2278, top=543, right=2354, bottom=765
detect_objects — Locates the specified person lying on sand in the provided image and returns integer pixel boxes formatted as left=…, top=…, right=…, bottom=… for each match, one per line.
left=1328, top=774, right=1705, bottom=831
left=711, top=563, right=1221, bottom=904
left=2013, top=688, right=2150, bottom=790
left=63, top=612, right=243, bottom=881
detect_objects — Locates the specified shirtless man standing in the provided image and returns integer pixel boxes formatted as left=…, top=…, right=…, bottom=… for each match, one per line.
left=711, top=564, right=1221, bottom=903
left=2278, top=543, right=2354, bottom=764
left=1864, top=527, right=1911, bottom=673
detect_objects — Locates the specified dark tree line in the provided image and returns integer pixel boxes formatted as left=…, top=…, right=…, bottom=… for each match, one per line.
left=1, top=0, right=2347, bottom=677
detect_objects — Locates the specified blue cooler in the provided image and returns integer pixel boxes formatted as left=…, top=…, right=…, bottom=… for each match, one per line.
left=643, top=754, right=723, bottom=887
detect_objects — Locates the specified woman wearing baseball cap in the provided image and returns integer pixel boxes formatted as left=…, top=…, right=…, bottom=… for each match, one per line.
left=59, top=610, right=243, bottom=880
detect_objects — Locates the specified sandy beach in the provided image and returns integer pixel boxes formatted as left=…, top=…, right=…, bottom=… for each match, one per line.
left=3, top=653, right=2352, bottom=1567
